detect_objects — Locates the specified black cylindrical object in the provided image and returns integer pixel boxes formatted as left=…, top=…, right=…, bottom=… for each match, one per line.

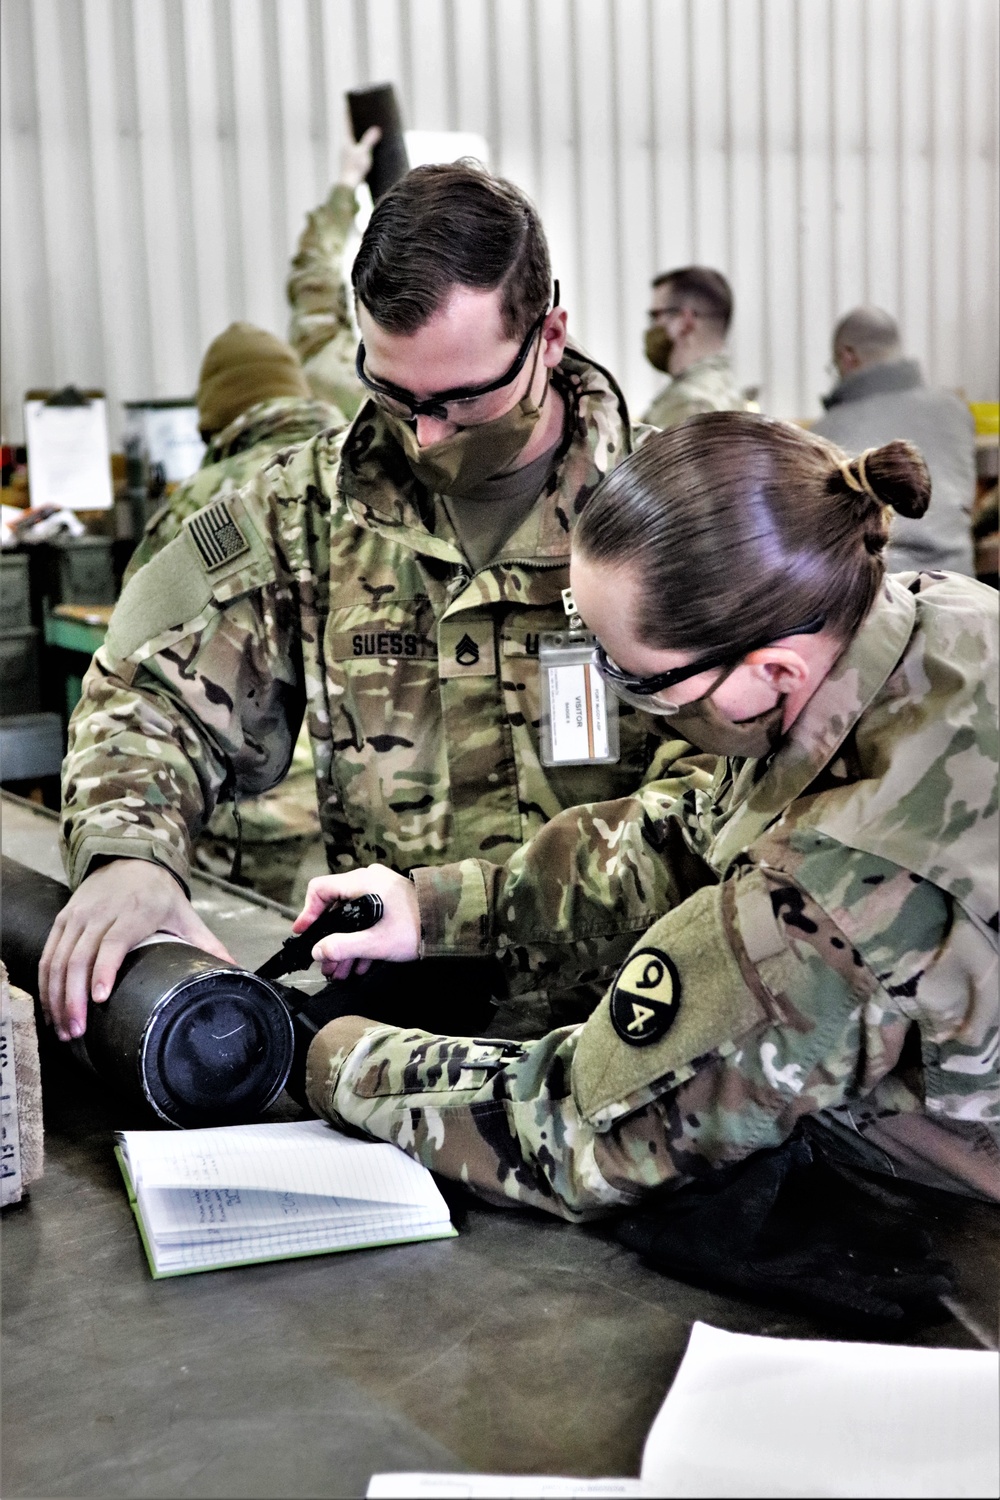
left=82, top=939, right=294, bottom=1127
left=0, top=856, right=293, bottom=1128
left=1, top=856, right=72, bottom=993
left=347, top=83, right=409, bottom=200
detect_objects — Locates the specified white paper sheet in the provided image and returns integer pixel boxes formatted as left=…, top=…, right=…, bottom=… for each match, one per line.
left=367, top=1478, right=647, bottom=1498
left=367, top=1322, right=1000, bottom=1500
left=130, top=404, right=205, bottom=482
left=24, top=397, right=113, bottom=510
left=639, top=1321, right=1000, bottom=1498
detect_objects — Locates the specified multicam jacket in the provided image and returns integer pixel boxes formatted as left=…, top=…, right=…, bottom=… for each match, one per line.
left=286, top=182, right=365, bottom=419
left=642, top=353, right=748, bottom=430
left=62, top=350, right=704, bottom=1018
left=307, top=572, right=1000, bottom=1217
left=123, top=395, right=344, bottom=869
left=127, top=396, right=345, bottom=576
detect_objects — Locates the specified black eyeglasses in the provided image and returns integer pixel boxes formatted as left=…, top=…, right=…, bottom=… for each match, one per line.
left=593, top=614, right=827, bottom=703
left=648, top=304, right=698, bottom=322
left=355, top=282, right=560, bottom=423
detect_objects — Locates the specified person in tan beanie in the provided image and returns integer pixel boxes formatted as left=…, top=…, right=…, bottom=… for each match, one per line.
left=196, top=322, right=315, bottom=438
left=123, top=323, right=345, bottom=905
left=130, top=320, right=343, bottom=573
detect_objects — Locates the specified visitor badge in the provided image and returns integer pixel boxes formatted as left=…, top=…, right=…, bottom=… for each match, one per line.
left=539, top=631, right=620, bottom=766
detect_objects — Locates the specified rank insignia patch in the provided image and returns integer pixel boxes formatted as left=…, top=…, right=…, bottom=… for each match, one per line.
left=187, top=500, right=251, bottom=572
left=455, top=632, right=480, bottom=666
left=609, top=948, right=680, bottom=1047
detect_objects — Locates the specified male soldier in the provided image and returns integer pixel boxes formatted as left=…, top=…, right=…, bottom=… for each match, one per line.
left=812, top=306, right=976, bottom=577
left=286, top=127, right=381, bottom=419
left=126, top=322, right=344, bottom=905
left=42, top=163, right=706, bottom=1042
left=642, top=266, right=747, bottom=429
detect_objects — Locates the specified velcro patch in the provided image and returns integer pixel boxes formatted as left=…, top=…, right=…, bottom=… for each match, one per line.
left=186, top=499, right=251, bottom=572
left=438, top=618, right=497, bottom=678
left=330, top=627, right=438, bottom=661
left=572, top=880, right=767, bottom=1128
left=734, top=885, right=787, bottom=964
left=609, top=948, right=680, bottom=1046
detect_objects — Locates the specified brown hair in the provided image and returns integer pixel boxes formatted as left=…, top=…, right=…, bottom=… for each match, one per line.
left=352, top=161, right=551, bottom=339
left=653, top=266, right=733, bottom=332
left=575, top=412, right=931, bottom=650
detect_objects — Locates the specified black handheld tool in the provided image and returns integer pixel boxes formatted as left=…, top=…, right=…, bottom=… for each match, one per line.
left=347, top=83, right=409, bottom=200
left=255, top=896, right=384, bottom=982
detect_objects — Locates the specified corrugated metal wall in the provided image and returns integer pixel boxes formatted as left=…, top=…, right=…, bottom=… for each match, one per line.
left=2, top=0, right=997, bottom=444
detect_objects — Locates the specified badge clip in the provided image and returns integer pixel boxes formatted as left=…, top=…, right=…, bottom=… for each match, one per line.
left=539, top=629, right=620, bottom=767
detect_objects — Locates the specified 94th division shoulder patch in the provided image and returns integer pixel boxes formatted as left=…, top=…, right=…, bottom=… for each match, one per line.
left=609, top=948, right=681, bottom=1047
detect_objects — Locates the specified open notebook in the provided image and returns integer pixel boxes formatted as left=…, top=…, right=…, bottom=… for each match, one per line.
left=115, top=1120, right=456, bottom=1278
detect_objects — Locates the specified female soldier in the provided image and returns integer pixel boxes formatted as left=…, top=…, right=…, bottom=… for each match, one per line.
left=297, top=413, right=999, bottom=1213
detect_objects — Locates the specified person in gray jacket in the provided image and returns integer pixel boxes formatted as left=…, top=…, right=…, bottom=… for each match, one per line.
left=812, top=307, right=975, bottom=576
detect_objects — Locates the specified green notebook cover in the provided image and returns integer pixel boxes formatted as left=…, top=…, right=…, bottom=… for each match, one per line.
left=114, top=1144, right=457, bottom=1280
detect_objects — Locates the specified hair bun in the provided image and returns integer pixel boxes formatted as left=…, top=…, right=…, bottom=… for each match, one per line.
left=854, top=440, right=932, bottom=520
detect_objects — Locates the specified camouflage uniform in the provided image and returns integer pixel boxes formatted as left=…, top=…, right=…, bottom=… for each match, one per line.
left=642, top=353, right=747, bottom=430
left=126, top=394, right=344, bottom=906
left=127, top=396, right=343, bottom=573
left=307, top=572, right=1000, bottom=1216
left=286, top=183, right=365, bottom=419
left=62, top=350, right=705, bottom=1021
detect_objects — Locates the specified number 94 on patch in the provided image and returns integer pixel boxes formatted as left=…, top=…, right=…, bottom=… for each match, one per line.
left=539, top=632, right=620, bottom=766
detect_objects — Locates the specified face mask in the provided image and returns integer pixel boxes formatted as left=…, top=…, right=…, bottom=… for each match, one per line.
left=384, top=381, right=546, bottom=497
left=660, top=692, right=788, bottom=760
left=644, top=324, right=673, bottom=373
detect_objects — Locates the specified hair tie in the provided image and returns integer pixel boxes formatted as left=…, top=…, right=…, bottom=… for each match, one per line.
left=837, top=449, right=881, bottom=504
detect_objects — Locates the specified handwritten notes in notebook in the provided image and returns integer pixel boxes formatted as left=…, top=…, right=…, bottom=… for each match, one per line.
left=116, top=1120, right=456, bottom=1278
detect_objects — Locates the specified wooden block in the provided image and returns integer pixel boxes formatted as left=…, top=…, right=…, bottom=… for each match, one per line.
left=1, top=962, right=44, bottom=1207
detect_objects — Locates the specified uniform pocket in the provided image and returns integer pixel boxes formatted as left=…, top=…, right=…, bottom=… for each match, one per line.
left=323, top=599, right=449, bottom=862
left=352, top=1037, right=523, bottom=1098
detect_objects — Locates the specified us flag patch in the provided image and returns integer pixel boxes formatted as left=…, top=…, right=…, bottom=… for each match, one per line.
left=187, top=500, right=251, bottom=571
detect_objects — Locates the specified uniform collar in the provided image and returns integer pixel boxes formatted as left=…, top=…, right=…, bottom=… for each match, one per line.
left=205, top=396, right=341, bottom=464
left=335, top=345, right=633, bottom=568
left=821, top=357, right=924, bottom=410
left=671, top=352, right=733, bottom=384
left=708, top=575, right=918, bottom=870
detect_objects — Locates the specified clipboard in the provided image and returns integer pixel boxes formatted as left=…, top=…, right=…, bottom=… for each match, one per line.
left=23, top=387, right=114, bottom=511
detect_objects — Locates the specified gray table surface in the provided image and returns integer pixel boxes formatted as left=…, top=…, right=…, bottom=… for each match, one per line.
left=2, top=793, right=997, bottom=1499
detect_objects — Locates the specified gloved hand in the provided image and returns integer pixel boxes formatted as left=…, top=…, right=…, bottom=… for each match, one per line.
left=614, top=1129, right=955, bottom=1332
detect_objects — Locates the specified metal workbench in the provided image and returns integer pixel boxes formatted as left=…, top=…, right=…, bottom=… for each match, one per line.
left=2, top=792, right=997, bottom=1499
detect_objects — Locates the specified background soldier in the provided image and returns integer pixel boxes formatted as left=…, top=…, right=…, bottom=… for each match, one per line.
left=297, top=415, right=999, bottom=1214
left=286, top=126, right=381, bottom=419
left=812, top=305, right=977, bottom=578
left=642, top=266, right=748, bottom=429
left=41, top=163, right=705, bottom=1043
left=130, top=322, right=343, bottom=569
left=127, top=322, right=345, bottom=906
